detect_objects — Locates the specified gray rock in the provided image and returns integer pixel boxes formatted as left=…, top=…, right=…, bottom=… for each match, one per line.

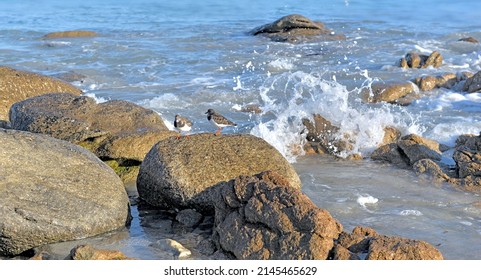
left=137, top=133, right=302, bottom=213
left=212, top=171, right=342, bottom=260
left=0, top=129, right=130, bottom=256
left=397, top=134, right=443, bottom=165
left=0, top=66, right=82, bottom=121
left=9, top=93, right=174, bottom=182
left=463, top=71, right=481, bottom=93
left=175, top=209, right=203, bottom=228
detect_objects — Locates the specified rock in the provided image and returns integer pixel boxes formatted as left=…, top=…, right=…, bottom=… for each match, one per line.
left=371, top=143, right=410, bottom=168
left=414, top=76, right=440, bottom=91
left=236, top=104, right=262, bottom=114
left=412, top=159, right=450, bottom=181
left=0, top=129, right=130, bottom=256
left=137, top=133, right=301, bottom=213
left=43, top=30, right=98, bottom=39
left=302, top=113, right=342, bottom=154
left=363, top=81, right=416, bottom=103
left=459, top=37, right=479, bottom=44
left=249, top=14, right=345, bottom=43
left=453, top=149, right=481, bottom=178
left=0, top=120, right=10, bottom=129
left=331, top=226, right=443, bottom=260
left=381, top=126, right=401, bottom=146
left=366, top=236, right=443, bottom=260
left=399, top=51, right=443, bottom=69
left=212, top=171, right=343, bottom=260
left=151, top=239, right=192, bottom=259
left=463, top=71, right=481, bottom=93
left=9, top=93, right=174, bottom=182
left=53, top=71, right=88, bottom=83
left=0, top=66, right=82, bottom=121
left=397, top=134, right=444, bottom=165
left=175, top=209, right=203, bottom=228
left=68, top=244, right=133, bottom=260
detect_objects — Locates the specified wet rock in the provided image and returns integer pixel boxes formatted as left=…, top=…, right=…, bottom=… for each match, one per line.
left=372, top=134, right=448, bottom=167
left=363, top=81, right=416, bottom=104
left=302, top=113, right=341, bottom=154
left=43, top=30, right=98, bottom=39
left=459, top=37, right=479, bottom=44
left=331, top=226, right=443, bottom=260
left=453, top=135, right=481, bottom=179
left=68, top=244, right=133, bottom=260
left=236, top=104, right=262, bottom=114
left=151, top=239, right=192, bottom=259
left=0, top=129, right=130, bottom=256
left=399, top=51, right=443, bottom=69
left=137, top=133, right=301, bottom=213
left=381, top=126, right=402, bottom=146
left=9, top=93, right=174, bottom=182
left=412, top=159, right=450, bottom=181
left=212, top=171, right=343, bottom=260
left=249, top=14, right=345, bottom=43
left=463, top=71, right=481, bottom=93
left=0, top=66, right=82, bottom=121
left=371, top=143, right=410, bottom=168
left=176, top=209, right=204, bottom=228
left=397, top=134, right=446, bottom=165
left=29, top=251, right=53, bottom=260
left=53, top=71, right=88, bottom=83
left=0, top=120, right=10, bottom=129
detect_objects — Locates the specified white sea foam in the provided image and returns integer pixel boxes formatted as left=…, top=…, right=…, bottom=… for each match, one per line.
left=83, top=92, right=109, bottom=103
left=267, top=58, right=295, bottom=72
left=250, top=71, right=423, bottom=161
left=399, top=210, right=423, bottom=216
left=357, top=195, right=379, bottom=208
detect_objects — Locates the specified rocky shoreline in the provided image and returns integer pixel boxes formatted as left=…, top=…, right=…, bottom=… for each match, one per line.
left=2, top=14, right=481, bottom=260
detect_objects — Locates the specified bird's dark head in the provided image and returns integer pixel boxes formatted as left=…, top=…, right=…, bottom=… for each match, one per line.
left=205, top=109, right=215, bottom=115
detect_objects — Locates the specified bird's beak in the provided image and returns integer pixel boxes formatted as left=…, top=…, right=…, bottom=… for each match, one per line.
left=205, top=111, right=208, bottom=114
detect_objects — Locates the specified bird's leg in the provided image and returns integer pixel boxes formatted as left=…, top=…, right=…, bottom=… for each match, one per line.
left=215, top=128, right=222, bottom=136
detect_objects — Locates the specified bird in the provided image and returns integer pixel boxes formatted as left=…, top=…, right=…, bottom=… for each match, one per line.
left=205, top=109, right=237, bottom=136
left=174, top=114, right=192, bottom=138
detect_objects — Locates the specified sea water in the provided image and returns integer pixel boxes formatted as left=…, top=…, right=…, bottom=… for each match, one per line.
left=1, top=0, right=481, bottom=259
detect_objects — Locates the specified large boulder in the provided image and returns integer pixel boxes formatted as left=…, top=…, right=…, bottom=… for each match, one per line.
left=9, top=93, right=176, bottom=182
left=363, top=81, right=417, bottom=104
left=0, top=66, right=82, bottom=121
left=0, top=129, right=130, bottom=256
left=137, top=133, right=302, bottom=213
left=212, top=171, right=343, bottom=260
left=453, top=133, right=481, bottom=179
left=249, top=14, right=345, bottom=43
left=331, top=226, right=443, bottom=260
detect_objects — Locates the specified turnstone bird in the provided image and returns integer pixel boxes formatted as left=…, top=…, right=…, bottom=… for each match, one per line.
left=205, top=109, right=237, bottom=136
left=174, top=114, right=192, bottom=138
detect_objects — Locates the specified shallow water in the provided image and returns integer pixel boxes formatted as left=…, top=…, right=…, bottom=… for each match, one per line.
left=2, top=0, right=481, bottom=259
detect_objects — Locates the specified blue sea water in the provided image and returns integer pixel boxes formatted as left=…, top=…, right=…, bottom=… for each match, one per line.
left=2, top=0, right=481, bottom=259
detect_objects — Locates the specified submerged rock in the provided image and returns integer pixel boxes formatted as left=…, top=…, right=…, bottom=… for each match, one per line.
left=137, top=133, right=302, bottom=213
left=68, top=244, right=133, bottom=260
left=212, top=171, right=343, bottom=260
left=249, top=14, right=345, bottom=43
left=9, top=93, right=175, bottom=182
left=43, top=30, right=98, bottom=39
left=0, top=66, right=82, bottom=121
left=458, top=37, right=479, bottom=44
left=0, top=129, right=130, bottom=256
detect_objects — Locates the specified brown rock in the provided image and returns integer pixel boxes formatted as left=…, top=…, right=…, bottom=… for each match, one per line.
left=43, top=30, right=98, bottom=39
left=381, top=126, right=401, bottom=146
left=332, top=227, right=443, bottom=260
left=68, top=244, right=133, bottom=260
left=399, top=51, right=443, bottom=69
left=137, top=133, right=302, bottom=213
left=412, top=159, right=450, bottom=181
left=366, top=236, right=443, bottom=260
left=0, top=66, right=82, bottom=121
left=459, top=37, right=479, bottom=44
left=212, top=171, right=342, bottom=260
left=364, top=81, right=416, bottom=103
left=397, top=134, right=444, bottom=165
left=250, top=14, right=345, bottom=43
